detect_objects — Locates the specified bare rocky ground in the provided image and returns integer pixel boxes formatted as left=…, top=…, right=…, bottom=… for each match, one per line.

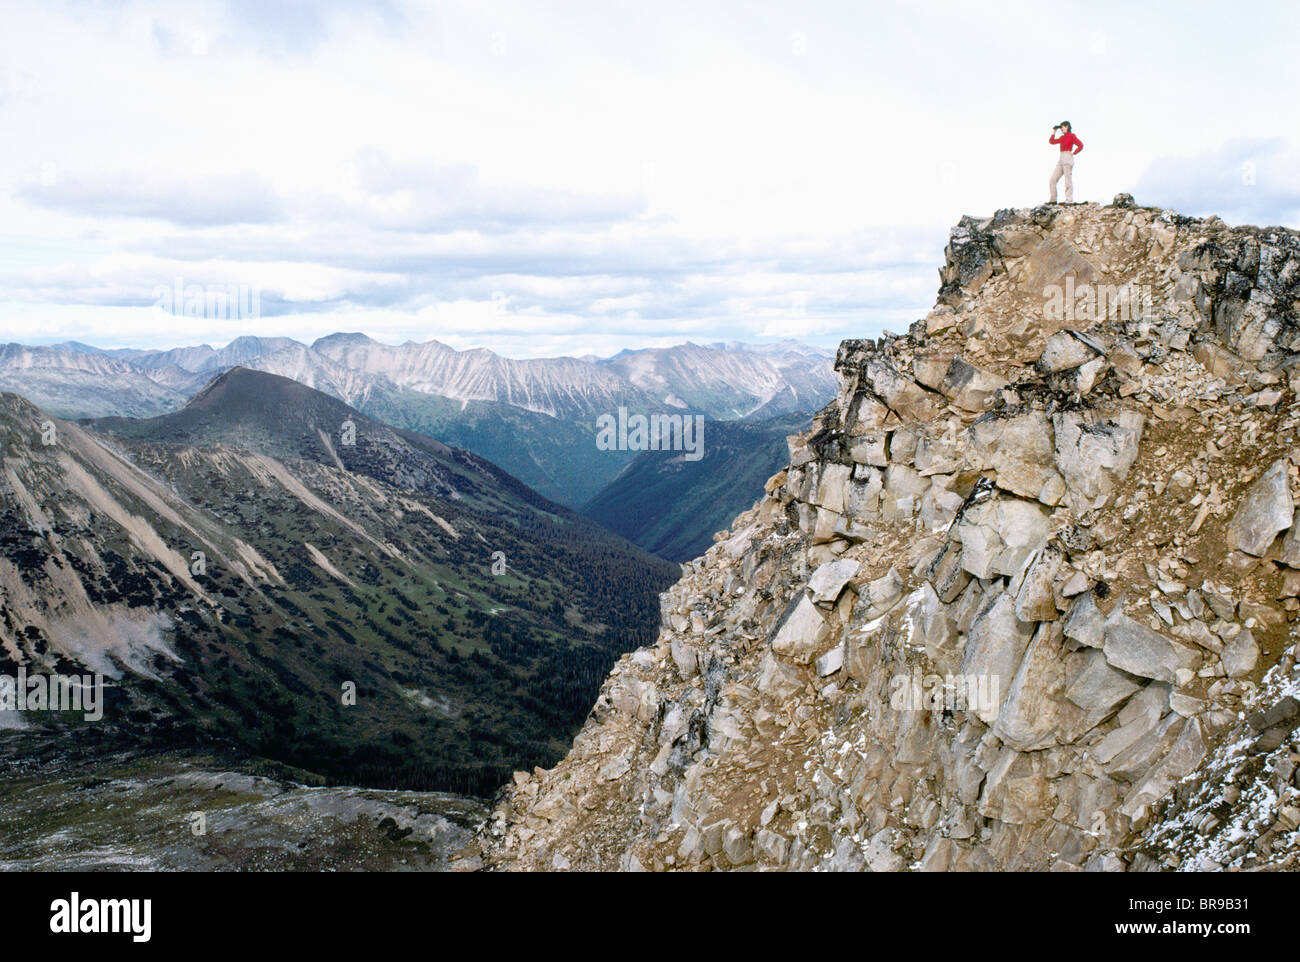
left=470, top=198, right=1300, bottom=872
left=0, top=738, right=485, bottom=871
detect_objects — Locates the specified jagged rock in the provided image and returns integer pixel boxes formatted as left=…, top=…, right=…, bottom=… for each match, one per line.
left=1225, top=459, right=1293, bottom=556
left=1060, top=570, right=1090, bottom=597
left=1247, top=696, right=1300, bottom=733
left=1192, top=341, right=1249, bottom=383
left=722, top=825, right=753, bottom=865
left=847, top=433, right=888, bottom=467
left=1121, top=718, right=1206, bottom=821
left=993, top=622, right=1066, bottom=750
left=912, top=352, right=953, bottom=391
left=909, top=584, right=960, bottom=672
left=1012, top=543, right=1064, bottom=621
left=955, top=497, right=1051, bottom=579
left=1170, top=692, right=1206, bottom=717
left=1220, top=631, right=1259, bottom=678
left=1200, top=582, right=1236, bottom=621
left=757, top=654, right=804, bottom=700
left=943, top=224, right=997, bottom=299
left=863, top=357, right=944, bottom=421
left=1063, top=591, right=1106, bottom=649
left=967, top=411, right=1066, bottom=505
left=769, top=592, right=831, bottom=664
left=926, top=537, right=972, bottom=603
left=1036, top=331, right=1103, bottom=374
left=914, top=434, right=964, bottom=476
left=939, top=358, right=1008, bottom=411
left=858, top=567, right=904, bottom=620
left=991, top=458, right=1067, bottom=506
left=754, top=829, right=789, bottom=865
left=807, top=559, right=860, bottom=605
left=1053, top=409, right=1144, bottom=510
left=1102, top=608, right=1199, bottom=684
left=1056, top=356, right=1108, bottom=394
left=815, top=643, right=844, bottom=677
left=1216, top=288, right=1284, bottom=360
left=1090, top=682, right=1170, bottom=765
left=960, top=591, right=1035, bottom=725
left=1063, top=648, right=1141, bottom=730
left=1020, top=235, right=1099, bottom=299
left=1107, top=712, right=1185, bottom=782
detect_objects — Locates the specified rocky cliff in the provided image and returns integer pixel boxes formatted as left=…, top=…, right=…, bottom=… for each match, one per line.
left=473, top=198, right=1300, bottom=872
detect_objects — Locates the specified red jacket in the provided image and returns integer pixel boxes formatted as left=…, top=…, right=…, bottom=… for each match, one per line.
left=1050, top=131, right=1083, bottom=154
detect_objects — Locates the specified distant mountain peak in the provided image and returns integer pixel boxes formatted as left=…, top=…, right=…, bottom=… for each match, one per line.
left=311, top=331, right=379, bottom=350
left=184, top=365, right=343, bottom=414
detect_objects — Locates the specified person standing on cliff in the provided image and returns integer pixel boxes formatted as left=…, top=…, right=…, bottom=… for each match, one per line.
left=1048, top=121, right=1084, bottom=203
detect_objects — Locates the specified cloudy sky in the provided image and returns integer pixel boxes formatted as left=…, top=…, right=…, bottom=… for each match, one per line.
left=2, top=0, right=1297, bottom=358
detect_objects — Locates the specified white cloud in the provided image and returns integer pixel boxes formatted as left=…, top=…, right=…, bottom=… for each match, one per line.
left=1, top=0, right=1297, bottom=353
left=1134, top=138, right=1300, bottom=228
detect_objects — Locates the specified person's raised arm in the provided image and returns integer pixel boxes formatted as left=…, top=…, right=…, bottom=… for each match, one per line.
left=1049, top=128, right=1062, bottom=145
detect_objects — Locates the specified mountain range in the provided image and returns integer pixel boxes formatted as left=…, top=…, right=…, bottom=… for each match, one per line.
left=35, top=333, right=834, bottom=420
left=8, top=335, right=835, bottom=514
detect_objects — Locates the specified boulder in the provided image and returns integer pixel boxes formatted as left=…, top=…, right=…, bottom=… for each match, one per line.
left=940, top=359, right=1009, bottom=412
left=770, top=592, right=831, bottom=664
left=1053, top=409, right=1145, bottom=509
left=1062, top=591, right=1105, bottom=649
left=969, top=410, right=1056, bottom=467
left=1102, top=608, right=1199, bottom=684
left=912, top=352, right=954, bottom=391
left=1215, top=287, right=1283, bottom=360
left=926, top=538, right=971, bottom=603
left=858, top=567, right=905, bottom=620
left=993, top=622, right=1066, bottom=751
left=1063, top=648, right=1141, bottom=730
left=808, top=559, right=860, bottom=605
left=1192, top=341, right=1249, bottom=383
left=960, top=591, right=1036, bottom=725
left=1121, top=718, right=1206, bottom=821
left=955, top=497, right=1051, bottom=580
left=1036, top=331, right=1102, bottom=374
left=815, top=643, right=845, bottom=677
left=1019, top=235, right=1099, bottom=300
left=1013, top=543, right=1064, bottom=621
left=1220, top=630, right=1259, bottom=678
left=1106, top=712, right=1185, bottom=781
left=863, top=357, right=945, bottom=421
left=1225, top=459, right=1293, bottom=556
left=847, top=434, right=888, bottom=467
left=967, top=411, right=1066, bottom=505
left=1090, top=682, right=1170, bottom=765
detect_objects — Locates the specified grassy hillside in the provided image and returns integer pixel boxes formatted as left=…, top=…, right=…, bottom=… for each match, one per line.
left=356, top=388, right=636, bottom=508
left=0, top=372, right=683, bottom=795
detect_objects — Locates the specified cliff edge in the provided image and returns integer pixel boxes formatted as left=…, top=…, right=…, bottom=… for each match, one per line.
left=473, top=197, right=1300, bottom=872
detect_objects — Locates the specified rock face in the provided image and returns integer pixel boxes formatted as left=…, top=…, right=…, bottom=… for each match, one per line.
left=475, top=200, right=1300, bottom=872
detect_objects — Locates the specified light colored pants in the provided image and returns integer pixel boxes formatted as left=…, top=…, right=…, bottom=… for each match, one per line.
left=1050, top=151, right=1075, bottom=203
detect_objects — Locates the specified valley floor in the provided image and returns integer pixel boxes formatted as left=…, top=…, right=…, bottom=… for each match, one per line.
left=0, top=737, right=486, bottom=871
